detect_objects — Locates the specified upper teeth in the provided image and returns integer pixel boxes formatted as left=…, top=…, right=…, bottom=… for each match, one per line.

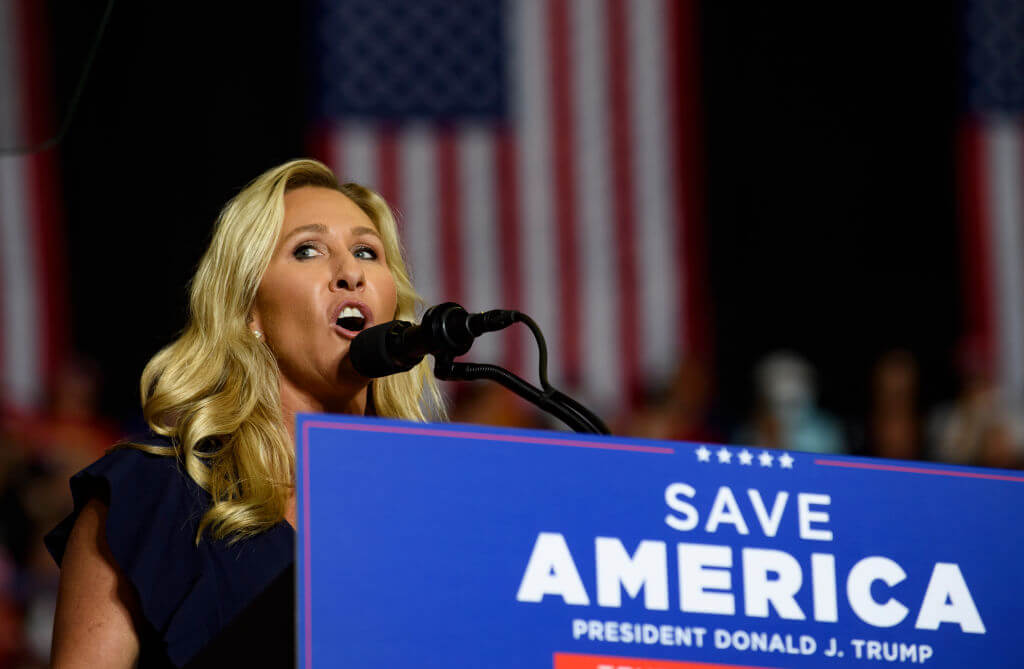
left=339, top=306, right=363, bottom=319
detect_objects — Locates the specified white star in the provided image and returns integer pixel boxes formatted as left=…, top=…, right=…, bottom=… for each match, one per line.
left=696, top=445, right=711, bottom=462
left=758, top=451, right=774, bottom=467
left=716, top=447, right=732, bottom=464
left=737, top=449, right=753, bottom=465
left=779, top=453, right=795, bottom=469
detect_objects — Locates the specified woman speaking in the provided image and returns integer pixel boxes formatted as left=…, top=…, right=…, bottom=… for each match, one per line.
left=45, top=159, right=443, bottom=667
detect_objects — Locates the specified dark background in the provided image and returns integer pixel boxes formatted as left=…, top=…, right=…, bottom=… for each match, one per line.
left=50, top=1, right=307, bottom=420
left=700, top=4, right=961, bottom=425
left=47, top=1, right=963, bottom=427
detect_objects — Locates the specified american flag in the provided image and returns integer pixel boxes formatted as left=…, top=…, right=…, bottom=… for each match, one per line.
left=308, top=0, right=708, bottom=413
left=959, top=0, right=1024, bottom=406
left=0, top=0, right=65, bottom=414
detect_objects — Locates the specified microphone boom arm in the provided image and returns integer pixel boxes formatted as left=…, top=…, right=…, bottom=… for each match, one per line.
left=432, top=309, right=610, bottom=435
left=432, top=357, right=610, bottom=435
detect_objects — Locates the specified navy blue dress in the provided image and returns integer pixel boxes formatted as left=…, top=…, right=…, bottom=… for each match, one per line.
left=45, top=438, right=295, bottom=667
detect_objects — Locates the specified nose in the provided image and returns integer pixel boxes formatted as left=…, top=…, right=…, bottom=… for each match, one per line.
left=333, top=255, right=365, bottom=292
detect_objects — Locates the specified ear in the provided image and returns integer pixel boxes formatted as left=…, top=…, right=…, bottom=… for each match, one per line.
left=248, top=309, right=264, bottom=337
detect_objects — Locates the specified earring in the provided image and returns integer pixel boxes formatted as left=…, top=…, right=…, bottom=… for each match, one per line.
left=252, top=330, right=263, bottom=340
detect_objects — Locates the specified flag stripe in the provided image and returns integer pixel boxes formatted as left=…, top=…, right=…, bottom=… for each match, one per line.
left=0, top=0, right=17, bottom=149
left=571, top=0, right=619, bottom=409
left=548, top=0, right=582, bottom=388
left=310, top=123, right=335, bottom=175
left=0, top=0, right=44, bottom=410
left=377, top=126, right=401, bottom=226
left=958, top=123, right=995, bottom=361
left=339, top=123, right=377, bottom=188
left=20, top=0, right=66, bottom=392
left=986, top=120, right=1024, bottom=402
left=959, top=1, right=1024, bottom=403
left=24, top=151, right=63, bottom=399
left=458, top=126, right=501, bottom=363
left=515, top=0, right=560, bottom=386
left=0, top=0, right=15, bottom=407
left=437, top=128, right=463, bottom=304
left=670, top=0, right=707, bottom=357
left=494, top=131, right=523, bottom=371
left=607, top=0, right=641, bottom=403
left=327, top=123, right=346, bottom=179
left=400, top=125, right=442, bottom=310
left=309, top=0, right=707, bottom=411
left=630, top=0, right=680, bottom=383
left=0, top=159, right=40, bottom=409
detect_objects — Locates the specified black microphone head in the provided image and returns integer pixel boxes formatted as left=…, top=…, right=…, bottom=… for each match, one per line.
left=349, top=320, right=418, bottom=378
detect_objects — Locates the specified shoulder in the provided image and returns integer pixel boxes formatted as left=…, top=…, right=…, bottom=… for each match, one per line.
left=46, top=436, right=295, bottom=666
left=46, top=439, right=212, bottom=665
left=46, top=441, right=207, bottom=565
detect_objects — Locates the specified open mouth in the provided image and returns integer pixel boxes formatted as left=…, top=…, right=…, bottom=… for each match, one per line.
left=335, top=305, right=367, bottom=332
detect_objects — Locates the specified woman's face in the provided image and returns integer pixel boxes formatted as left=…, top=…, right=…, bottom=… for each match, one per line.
left=251, top=186, right=397, bottom=412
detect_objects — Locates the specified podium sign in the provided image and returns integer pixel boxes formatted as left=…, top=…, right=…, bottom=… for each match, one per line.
left=296, top=414, right=1024, bottom=668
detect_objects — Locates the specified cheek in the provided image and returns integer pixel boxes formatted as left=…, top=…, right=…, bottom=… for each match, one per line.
left=254, top=278, right=286, bottom=322
left=384, top=275, right=399, bottom=318
left=254, top=272, right=311, bottom=332
left=370, top=268, right=399, bottom=318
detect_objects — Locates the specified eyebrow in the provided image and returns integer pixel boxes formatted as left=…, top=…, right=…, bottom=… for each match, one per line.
left=282, top=223, right=381, bottom=242
left=350, top=225, right=382, bottom=240
left=283, top=223, right=329, bottom=241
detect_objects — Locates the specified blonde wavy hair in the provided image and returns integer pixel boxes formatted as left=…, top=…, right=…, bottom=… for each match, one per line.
left=138, top=158, right=444, bottom=543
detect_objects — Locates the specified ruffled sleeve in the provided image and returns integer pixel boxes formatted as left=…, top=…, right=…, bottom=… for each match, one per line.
left=45, top=444, right=294, bottom=667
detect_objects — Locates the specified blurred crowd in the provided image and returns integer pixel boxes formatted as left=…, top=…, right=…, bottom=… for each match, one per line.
left=0, top=348, right=1021, bottom=665
left=0, top=361, right=119, bottom=667
left=452, top=345, right=1024, bottom=470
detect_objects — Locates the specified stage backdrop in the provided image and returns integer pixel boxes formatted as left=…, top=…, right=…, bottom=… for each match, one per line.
left=296, top=413, right=1024, bottom=668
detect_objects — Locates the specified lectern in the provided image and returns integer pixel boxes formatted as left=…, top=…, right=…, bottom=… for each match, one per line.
left=296, top=414, right=1024, bottom=668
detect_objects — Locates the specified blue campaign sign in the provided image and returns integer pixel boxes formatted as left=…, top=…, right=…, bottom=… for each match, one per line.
left=295, top=414, right=1024, bottom=669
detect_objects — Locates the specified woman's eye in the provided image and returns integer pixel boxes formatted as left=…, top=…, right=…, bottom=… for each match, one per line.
left=293, top=243, right=323, bottom=260
left=353, top=246, right=378, bottom=260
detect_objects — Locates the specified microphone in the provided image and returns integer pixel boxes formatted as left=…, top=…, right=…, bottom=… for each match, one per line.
left=349, top=302, right=515, bottom=378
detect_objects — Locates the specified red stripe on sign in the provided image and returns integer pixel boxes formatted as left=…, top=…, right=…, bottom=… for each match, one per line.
left=548, top=0, right=582, bottom=387
left=377, top=124, right=402, bottom=226
left=299, top=422, right=314, bottom=669
left=301, top=420, right=675, bottom=454
left=495, top=130, right=524, bottom=372
left=17, top=0, right=66, bottom=391
left=553, top=652, right=780, bottom=669
left=957, top=121, right=995, bottom=371
left=436, top=127, right=462, bottom=303
left=606, top=0, right=641, bottom=405
left=815, top=458, right=1024, bottom=482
